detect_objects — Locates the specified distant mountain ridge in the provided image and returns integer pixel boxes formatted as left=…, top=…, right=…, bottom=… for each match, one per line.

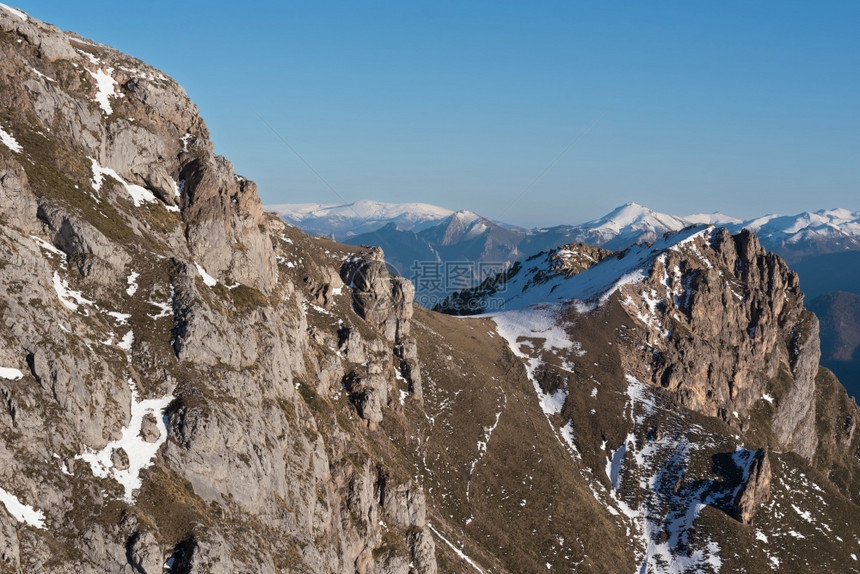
left=272, top=200, right=859, bottom=260
left=273, top=201, right=860, bottom=293
left=276, top=202, right=860, bottom=398
left=269, top=200, right=453, bottom=238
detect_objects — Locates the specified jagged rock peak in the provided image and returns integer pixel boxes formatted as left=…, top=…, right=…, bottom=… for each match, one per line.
left=0, top=5, right=276, bottom=293
left=734, top=449, right=772, bottom=524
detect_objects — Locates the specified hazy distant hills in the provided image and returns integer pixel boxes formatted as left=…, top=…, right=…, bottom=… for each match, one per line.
left=269, top=200, right=454, bottom=238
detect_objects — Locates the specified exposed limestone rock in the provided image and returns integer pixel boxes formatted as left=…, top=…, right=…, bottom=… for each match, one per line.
left=37, top=203, right=132, bottom=293
left=551, top=242, right=614, bottom=276
left=0, top=158, right=37, bottom=233
left=338, top=326, right=368, bottom=364
left=734, top=449, right=772, bottom=524
left=137, top=163, right=179, bottom=207
left=619, top=228, right=819, bottom=458
left=7, top=6, right=860, bottom=574
left=0, top=8, right=435, bottom=573
left=343, top=371, right=389, bottom=426
left=341, top=247, right=424, bottom=408
left=139, top=413, right=159, bottom=443
left=180, top=157, right=277, bottom=293
left=0, top=514, right=20, bottom=571
left=395, top=337, right=423, bottom=401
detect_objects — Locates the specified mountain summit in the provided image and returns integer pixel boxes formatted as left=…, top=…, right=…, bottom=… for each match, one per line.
left=270, top=200, right=453, bottom=239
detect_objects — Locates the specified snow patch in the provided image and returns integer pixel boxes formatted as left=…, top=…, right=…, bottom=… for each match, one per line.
left=126, top=271, right=139, bottom=296
left=0, top=487, right=45, bottom=529
left=0, top=125, right=22, bottom=153
left=107, top=311, right=131, bottom=325
left=147, top=297, right=173, bottom=320
left=87, top=68, right=118, bottom=115
left=607, top=442, right=627, bottom=491
left=31, top=236, right=66, bottom=258
left=53, top=271, right=93, bottom=312
left=180, top=133, right=193, bottom=152
left=31, top=67, right=56, bottom=83
left=0, top=367, right=24, bottom=380
left=560, top=421, right=580, bottom=458
left=117, top=330, right=134, bottom=352
left=89, top=158, right=160, bottom=207
left=0, top=3, right=27, bottom=21
left=625, top=375, right=656, bottom=424
left=76, top=379, right=173, bottom=502
left=194, top=263, right=217, bottom=287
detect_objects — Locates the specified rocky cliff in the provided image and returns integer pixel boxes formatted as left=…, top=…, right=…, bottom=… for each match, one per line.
left=618, top=228, right=821, bottom=459
left=0, top=8, right=434, bottom=573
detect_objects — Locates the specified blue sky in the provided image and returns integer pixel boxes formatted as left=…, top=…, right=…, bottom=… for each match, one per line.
left=13, top=1, right=860, bottom=226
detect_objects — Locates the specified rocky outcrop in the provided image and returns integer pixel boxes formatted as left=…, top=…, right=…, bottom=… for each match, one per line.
left=341, top=247, right=423, bottom=403
left=6, top=6, right=860, bottom=573
left=179, top=158, right=278, bottom=294
left=551, top=243, right=614, bottom=276
left=341, top=247, right=414, bottom=342
left=619, top=228, right=820, bottom=458
left=734, top=449, right=772, bottom=524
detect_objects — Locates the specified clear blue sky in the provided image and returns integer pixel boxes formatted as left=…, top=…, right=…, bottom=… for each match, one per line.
left=12, top=1, right=860, bottom=226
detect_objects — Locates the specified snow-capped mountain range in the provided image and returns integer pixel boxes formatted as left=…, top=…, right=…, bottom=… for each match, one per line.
left=275, top=200, right=860, bottom=399
left=273, top=200, right=860, bottom=266
left=269, top=200, right=454, bottom=239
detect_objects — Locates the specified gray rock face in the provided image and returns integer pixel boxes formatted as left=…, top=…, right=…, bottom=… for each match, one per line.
left=619, top=228, right=820, bottom=458
left=734, top=449, right=772, bottom=524
left=180, top=157, right=278, bottom=294
left=139, top=413, right=159, bottom=443
left=551, top=242, right=614, bottom=276
left=0, top=8, right=435, bottom=573
left=341, top=248, right=423, bottom=406
left=7, top=6, right=859, bottom=574
left=0, top=514, right=20, bottom=570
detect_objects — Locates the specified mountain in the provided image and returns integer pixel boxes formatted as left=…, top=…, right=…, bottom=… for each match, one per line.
left=554, top=205, right=859, bottom=260
left=437, top=225, right=860, bottom=570
left=346, top=210, right=522, bottom=306
left=743, top=208, right=860, bottom=264
left=3, top=7, right=860, bottom=574
left=278, top=201, right=860, bottom=281
left=270, top=200, right=453, bottom=239
left=285, top=203, right=860, bottom=396
left=536, top=202, right=692, bottom=252
left=0, top=9, right=437, bottom=571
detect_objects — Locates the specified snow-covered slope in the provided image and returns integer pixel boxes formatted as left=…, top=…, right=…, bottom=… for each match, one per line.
left=487, top=225, right=711, bottom=312
left=533, top=204, right=860, bottom=259
left=572, top=202, right=691, bottom=249
left=269, top=200, right=453, bottom=239
left=742, top=208, right=860, bottom=262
